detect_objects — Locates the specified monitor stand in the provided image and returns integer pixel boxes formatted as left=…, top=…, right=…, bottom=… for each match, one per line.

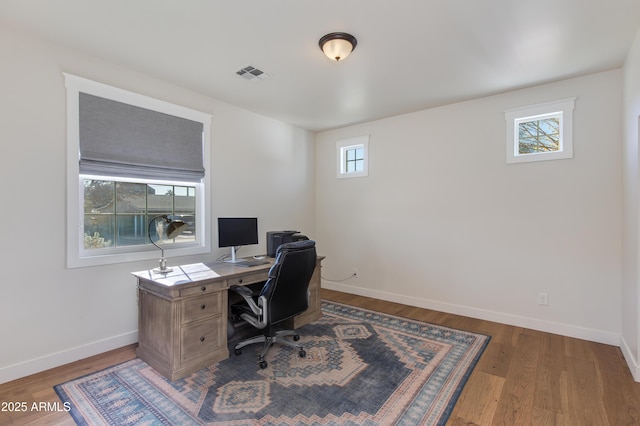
left=224, top=246, right=245, bottom=263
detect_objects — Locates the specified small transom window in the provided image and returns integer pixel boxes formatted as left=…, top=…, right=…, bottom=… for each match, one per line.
left=345, top=146, right=365, bottom=173
left=517, top=113, right=561, bottom=154
left=337, top=135, right=369, bottom=178
left=505, top=98, right=575, bottom=164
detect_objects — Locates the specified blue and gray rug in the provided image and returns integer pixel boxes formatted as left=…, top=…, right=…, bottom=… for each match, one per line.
left=55, top=301, right=490, bottom=425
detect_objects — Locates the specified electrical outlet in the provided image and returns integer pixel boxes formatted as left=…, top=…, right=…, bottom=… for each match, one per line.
left=538, top=292, right=549, bottom=306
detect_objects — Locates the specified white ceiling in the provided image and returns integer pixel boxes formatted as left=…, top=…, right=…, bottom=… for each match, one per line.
left=2, top=0, right=640, bottom=131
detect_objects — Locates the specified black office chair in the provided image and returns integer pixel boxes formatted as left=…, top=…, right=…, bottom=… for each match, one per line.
left=229, top=240, right=317, bottom=369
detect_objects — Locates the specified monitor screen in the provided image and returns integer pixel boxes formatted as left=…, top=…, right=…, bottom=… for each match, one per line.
left=218, top=217, right=259, bottom=247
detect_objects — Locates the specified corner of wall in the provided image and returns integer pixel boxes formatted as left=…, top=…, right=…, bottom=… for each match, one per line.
left=621, top=335, right=640, bottom=382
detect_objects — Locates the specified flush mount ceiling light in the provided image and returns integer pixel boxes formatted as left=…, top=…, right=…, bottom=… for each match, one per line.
left=319, top=32, right=357, bottom=62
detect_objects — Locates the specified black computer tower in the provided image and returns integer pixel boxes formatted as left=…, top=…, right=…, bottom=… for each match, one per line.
left=266, top=231, right=309, bottom=257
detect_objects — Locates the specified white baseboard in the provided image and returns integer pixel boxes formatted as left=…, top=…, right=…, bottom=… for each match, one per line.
left=4, top=287, right=636, bottom=384
left=323, top=281, right=620, bottom=346
left=620, top=336, right=640, bottom=382
left=0, top=331, right=138, bottom=385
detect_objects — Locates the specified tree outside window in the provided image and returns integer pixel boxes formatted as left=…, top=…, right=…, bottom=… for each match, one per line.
left=517, top=114, right=561, bottom=154
left=505, top=98, right=574, bottom=164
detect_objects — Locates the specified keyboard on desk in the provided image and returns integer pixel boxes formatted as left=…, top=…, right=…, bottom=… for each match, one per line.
left=234, top=259, right=270, bottom=267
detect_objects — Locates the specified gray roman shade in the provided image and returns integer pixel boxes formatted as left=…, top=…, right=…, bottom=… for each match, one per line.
left=79, top=92, right=205, bottom=182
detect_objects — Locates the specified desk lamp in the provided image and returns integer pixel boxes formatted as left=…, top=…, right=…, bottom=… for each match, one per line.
left=148, top=215, right=188, bottom=274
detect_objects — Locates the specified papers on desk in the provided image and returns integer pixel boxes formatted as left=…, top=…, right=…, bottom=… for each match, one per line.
left=132, top=263, right=221, bottom=286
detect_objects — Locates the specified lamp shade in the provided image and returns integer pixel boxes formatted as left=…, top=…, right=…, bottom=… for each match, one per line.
left=166, top=220, right=188, bottom=239
left=319, top=32, right=357, bottom=62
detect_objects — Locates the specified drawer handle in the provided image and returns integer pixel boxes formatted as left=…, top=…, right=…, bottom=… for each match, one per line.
left=200, top=304, right=206, bottom=310
left=201, top=286, right=207, bottom=292
left=200, top=336, right=205, bottom=342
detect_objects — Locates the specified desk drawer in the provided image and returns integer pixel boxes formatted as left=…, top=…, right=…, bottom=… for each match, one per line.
left=181, top=317, right=223, bottom=363
left=182, top=292, right=223, bottom=324
left=229, top=271, right=268, bottom=286
left=179, top=281, right=226, bottom=297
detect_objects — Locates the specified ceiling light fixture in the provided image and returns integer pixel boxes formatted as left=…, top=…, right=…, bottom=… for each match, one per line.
left=319, top=32, right=357, bottom=62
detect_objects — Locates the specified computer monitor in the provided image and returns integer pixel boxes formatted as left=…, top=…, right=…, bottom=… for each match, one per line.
left=218, top=217, right=258, bottom=263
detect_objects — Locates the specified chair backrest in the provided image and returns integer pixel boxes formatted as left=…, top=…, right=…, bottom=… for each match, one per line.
left=259, top=240, right=317, bottom=324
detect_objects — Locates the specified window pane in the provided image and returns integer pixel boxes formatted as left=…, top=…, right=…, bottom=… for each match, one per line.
left=355, top=159, right=364, bottom=172
left=174, top=186, right=195, bottom=209
left=346, top=161, right=355, bottom=173
left=83, top=180, right=115, bottom=250
left=84, top=214, right=114, bottom=249
left=355, top=148, right=364, bottom=160
left=82, top=180, right=197, bottom=251
left=518, top=116, right=560, bottom=154
left=84, top=180, right=114, bottom=214
left=346, top=149, right=355, bottom=161
left=174, top=185, right=196, bottom=242
left=148, top=184, right=174, bottom=215
left=116, top=214, right=147, bottom=246
left=116, top=182, right=146, bottom=214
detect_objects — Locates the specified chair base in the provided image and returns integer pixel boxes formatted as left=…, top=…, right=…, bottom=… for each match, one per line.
left=234, top=329, right=306, bottom=369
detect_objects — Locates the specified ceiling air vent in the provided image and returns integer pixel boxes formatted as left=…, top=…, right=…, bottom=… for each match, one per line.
left=236, top=66, right=270, bottom=81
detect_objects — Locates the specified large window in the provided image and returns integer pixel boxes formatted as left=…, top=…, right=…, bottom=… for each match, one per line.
left=83, top=180, right=196, bottom=250
left=65, top=74, right=211, bottom=268
left=505, top=98, right=575, bottom=164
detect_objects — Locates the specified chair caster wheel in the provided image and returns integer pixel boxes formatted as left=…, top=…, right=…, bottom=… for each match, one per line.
left=259, top=360, right=268, bottom=369
left=234, top=348, right=242, bottom=356
left=293, top=335, right=300, bottom=341
left=299, top=349, right=306, bottom=358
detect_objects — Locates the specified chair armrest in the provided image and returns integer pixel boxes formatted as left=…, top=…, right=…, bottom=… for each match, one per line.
left=230, top=285, right=262, bottom=316
left=230, top=285, right=253, bottom=297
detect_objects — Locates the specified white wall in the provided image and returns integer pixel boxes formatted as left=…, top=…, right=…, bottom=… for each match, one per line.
left=622, top=28, right=640, bottom=381
left=1, top=18, right=632, bottom=384
left=0, top=25, right=315, bottom=383
left=316, top=71, right=622, bottom=345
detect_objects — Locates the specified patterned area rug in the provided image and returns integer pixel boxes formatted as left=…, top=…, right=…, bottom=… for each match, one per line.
left=55, top=302, right=490, bottom=425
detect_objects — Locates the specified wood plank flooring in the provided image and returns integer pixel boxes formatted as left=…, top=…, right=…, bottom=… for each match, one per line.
left=1, top=289, right=639, bottom=425
left=324, top=290, right=640, bottom=426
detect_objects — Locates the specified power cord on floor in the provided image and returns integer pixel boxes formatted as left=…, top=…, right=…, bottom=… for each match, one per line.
left=321, top=272, right=357, bottom=282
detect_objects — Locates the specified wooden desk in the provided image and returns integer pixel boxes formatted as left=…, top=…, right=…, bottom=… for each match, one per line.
left=132, top=257, right=323, bottom=381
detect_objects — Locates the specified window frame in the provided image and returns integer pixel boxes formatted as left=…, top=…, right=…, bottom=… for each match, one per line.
left=65, top=74, right=211, bottom=268
left=336, top=135, right=369, bottom=179
left=505, top=98, right=575, bottom=164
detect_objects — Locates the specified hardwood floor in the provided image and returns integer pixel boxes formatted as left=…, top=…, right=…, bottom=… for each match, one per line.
left=324, top=290, right=640, bottom=426
left=0, top=344, right=136, bottom=426
left=1, top=289, right=639, bottom=425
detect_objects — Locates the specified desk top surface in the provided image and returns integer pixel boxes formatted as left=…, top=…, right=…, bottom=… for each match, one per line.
left=132, top=259, right=274, bottom=287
